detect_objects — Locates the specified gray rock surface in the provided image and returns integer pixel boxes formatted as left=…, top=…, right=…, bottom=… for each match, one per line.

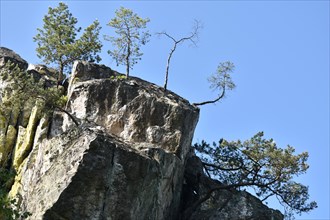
left=0, top=49, right=61, bottom=168
left=12, top=127, right=184, bottom=220
left=0, top=47, right=28, bottom=70
left=0, top=47, right=27, bottom=104
left=182, top=156, right=284, bottom=220
left=7, top=59, right=200, bottom=220
left=66, top=60, right=199, bottom=160
left=0, top=48, right=29, bottom=166
left=1, top=49, right=284, bottom=220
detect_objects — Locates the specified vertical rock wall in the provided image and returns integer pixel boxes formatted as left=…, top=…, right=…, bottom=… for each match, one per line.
left=1, top=49, right=283, bottom=220
left=0, top=47, right=30, bottom=168
left=4, top=59, right=200, bottom=220
left=66, top=61, right=199, bottom=160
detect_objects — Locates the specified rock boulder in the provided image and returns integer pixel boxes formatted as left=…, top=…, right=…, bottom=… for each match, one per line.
left=0, top=47, right=28, bottom=70
left=65, top=60, right=199, bottom=160
left=11, top=127, right=185, bottom=220
left=0, top=49, right=284, bottom=220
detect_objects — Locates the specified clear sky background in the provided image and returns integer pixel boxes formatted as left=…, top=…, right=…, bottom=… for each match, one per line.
left=1, top=1, right=329, bottom=219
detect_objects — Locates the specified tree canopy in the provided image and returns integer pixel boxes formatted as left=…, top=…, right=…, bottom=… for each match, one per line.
left=193, top=61, right=235, bottom=106
left=0, top=62, right=77, bottom=126
left=33, top=2, right=102, bottom=82
left=105, top=7, right=150, bottom=78
left=1, top=5, right=317, bottom=220
left=192, top=132, right=317, bottom=218
left=0, top=167, right=30, bottom=219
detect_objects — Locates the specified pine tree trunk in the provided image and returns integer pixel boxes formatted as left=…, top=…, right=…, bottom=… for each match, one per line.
left=58, top=62, right=64, bottom=86
left=126, top=39, right=131, bottom=78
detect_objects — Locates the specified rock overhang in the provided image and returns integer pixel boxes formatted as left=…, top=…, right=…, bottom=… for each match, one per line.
left=65, top=60, right=200, bottom=160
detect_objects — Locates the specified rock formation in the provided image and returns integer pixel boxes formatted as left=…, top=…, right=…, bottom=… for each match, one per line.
left=0, top=47, right=283, bottom=220
left=0, top=47, right=28, bottom=70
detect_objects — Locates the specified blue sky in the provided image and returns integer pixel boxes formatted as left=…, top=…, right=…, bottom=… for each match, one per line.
left=1, top=1, right=329, bottom=219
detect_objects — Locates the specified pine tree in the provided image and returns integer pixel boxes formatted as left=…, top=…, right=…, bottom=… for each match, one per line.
left=0, top=62, right=78, bottom=127
left=33, top=3, right=102, bottom=82
left=185, top=132, right=318, bottom=220
left=193, top=61, right=235, bottom=106
left=105, top=7, right=150, bottom=78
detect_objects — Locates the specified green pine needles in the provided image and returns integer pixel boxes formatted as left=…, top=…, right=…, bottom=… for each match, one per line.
left=33, top=2, right=102, bottom=82
left=192, top=132, right=317, bottom=219
left=105, top=7, right=150, bottom=78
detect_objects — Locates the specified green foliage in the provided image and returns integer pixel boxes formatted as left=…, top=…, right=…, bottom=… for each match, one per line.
left=0, top=168, right=30, bottom=219
left=208, top=61, right=236, bottom=92
left=0, top=62, right=38, bottom=114
left=110, top=75, right=127, bottom=80
left=105, top=7, right=150, bottom=77
left=33, top=2, right=102, bottom=77
left=0, top=62, right=64, bottom=119
left=194, top=132, right=317, bottom=217
left=193, top=61, right=236, bottom=106
left=78, top=20, right=103, bottom=63
left=56, top=95, right=68, bottom=108
left=0, top=62, right=72, bottom=218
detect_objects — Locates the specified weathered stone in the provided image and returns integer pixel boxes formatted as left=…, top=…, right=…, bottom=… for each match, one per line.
left=182, top=155, right=284, bottom=220
left=0, top=125, right=17, bottom=166
left=67, top=60, right=117, bottom=96
left=27, top=64, right=59, bottom=87
left=0, top=48, right=59, bottom=168
left=10, top=127, right=183, bottom=220
left=190, top=190, right=284, bottom=220
left=0, top=49, right=284, bottom=220
left=0, top=47, right=28, bottom=103
left=33, top=117, right=49, bottom=145
left=0, top=47, right=28, bottom=70
left=6, top=59, right=200, bottom=220
left=12, top=105, right=41, bottom=171
left=27, top=64, right=58, bottom=78
left=66, top=61, right=199, bottom=161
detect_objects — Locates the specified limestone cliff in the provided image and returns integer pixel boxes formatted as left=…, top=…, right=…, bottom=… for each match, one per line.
left=0, top=47, right=283, bottom=220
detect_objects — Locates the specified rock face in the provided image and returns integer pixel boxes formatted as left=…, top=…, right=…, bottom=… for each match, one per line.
left=0, top=47, right=28, bottom=104
left=12, top=127, right=183, bottom=220
left=0, top=47, right=36, bottom=168
left=0, top=47, right=28, bottom=70
left=6, top=58, right=200, bottom=220
left=0, top=48, right=59, bottom=169
left=182, top=156, right=284, bottom=220
left=66, top=61, right=198, bottom=160
left=0, top=48, right=283, bottom=220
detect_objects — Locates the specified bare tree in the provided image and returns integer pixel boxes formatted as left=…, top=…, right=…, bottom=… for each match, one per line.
left=157, top=20, right=202, bottom=91
left=192, top=61, right=235, bottom=106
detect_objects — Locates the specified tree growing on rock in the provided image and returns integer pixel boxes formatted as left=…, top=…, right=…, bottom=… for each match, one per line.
left=183, top=132, right=317, bottom=219
left=105, top=7, right=150, bottom=78
left=0, top=62, right=78, bottom=126
left=193, top=61, right=235, bottom=106
left=33, top=2, right=102, bottom=83
left=157, top=20, right=201, bottom=91
left=0, top=168, right=30, bottom=219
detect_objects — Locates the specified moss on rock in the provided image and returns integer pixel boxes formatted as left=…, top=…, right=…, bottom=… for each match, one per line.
left=12, top=106, right=41, bottom=171
left=0, top=125, right=17, bottom=167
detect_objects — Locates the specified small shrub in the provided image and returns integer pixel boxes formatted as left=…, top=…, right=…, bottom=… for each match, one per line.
left=110, top=75, right=127, bottom=80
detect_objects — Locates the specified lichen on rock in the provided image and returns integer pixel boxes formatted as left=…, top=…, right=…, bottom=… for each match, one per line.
left=0, top=48, right=284, bottom=220
left=12, top=105, right=42, bottom=171
left=66, top=61, right=199, bottom=161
